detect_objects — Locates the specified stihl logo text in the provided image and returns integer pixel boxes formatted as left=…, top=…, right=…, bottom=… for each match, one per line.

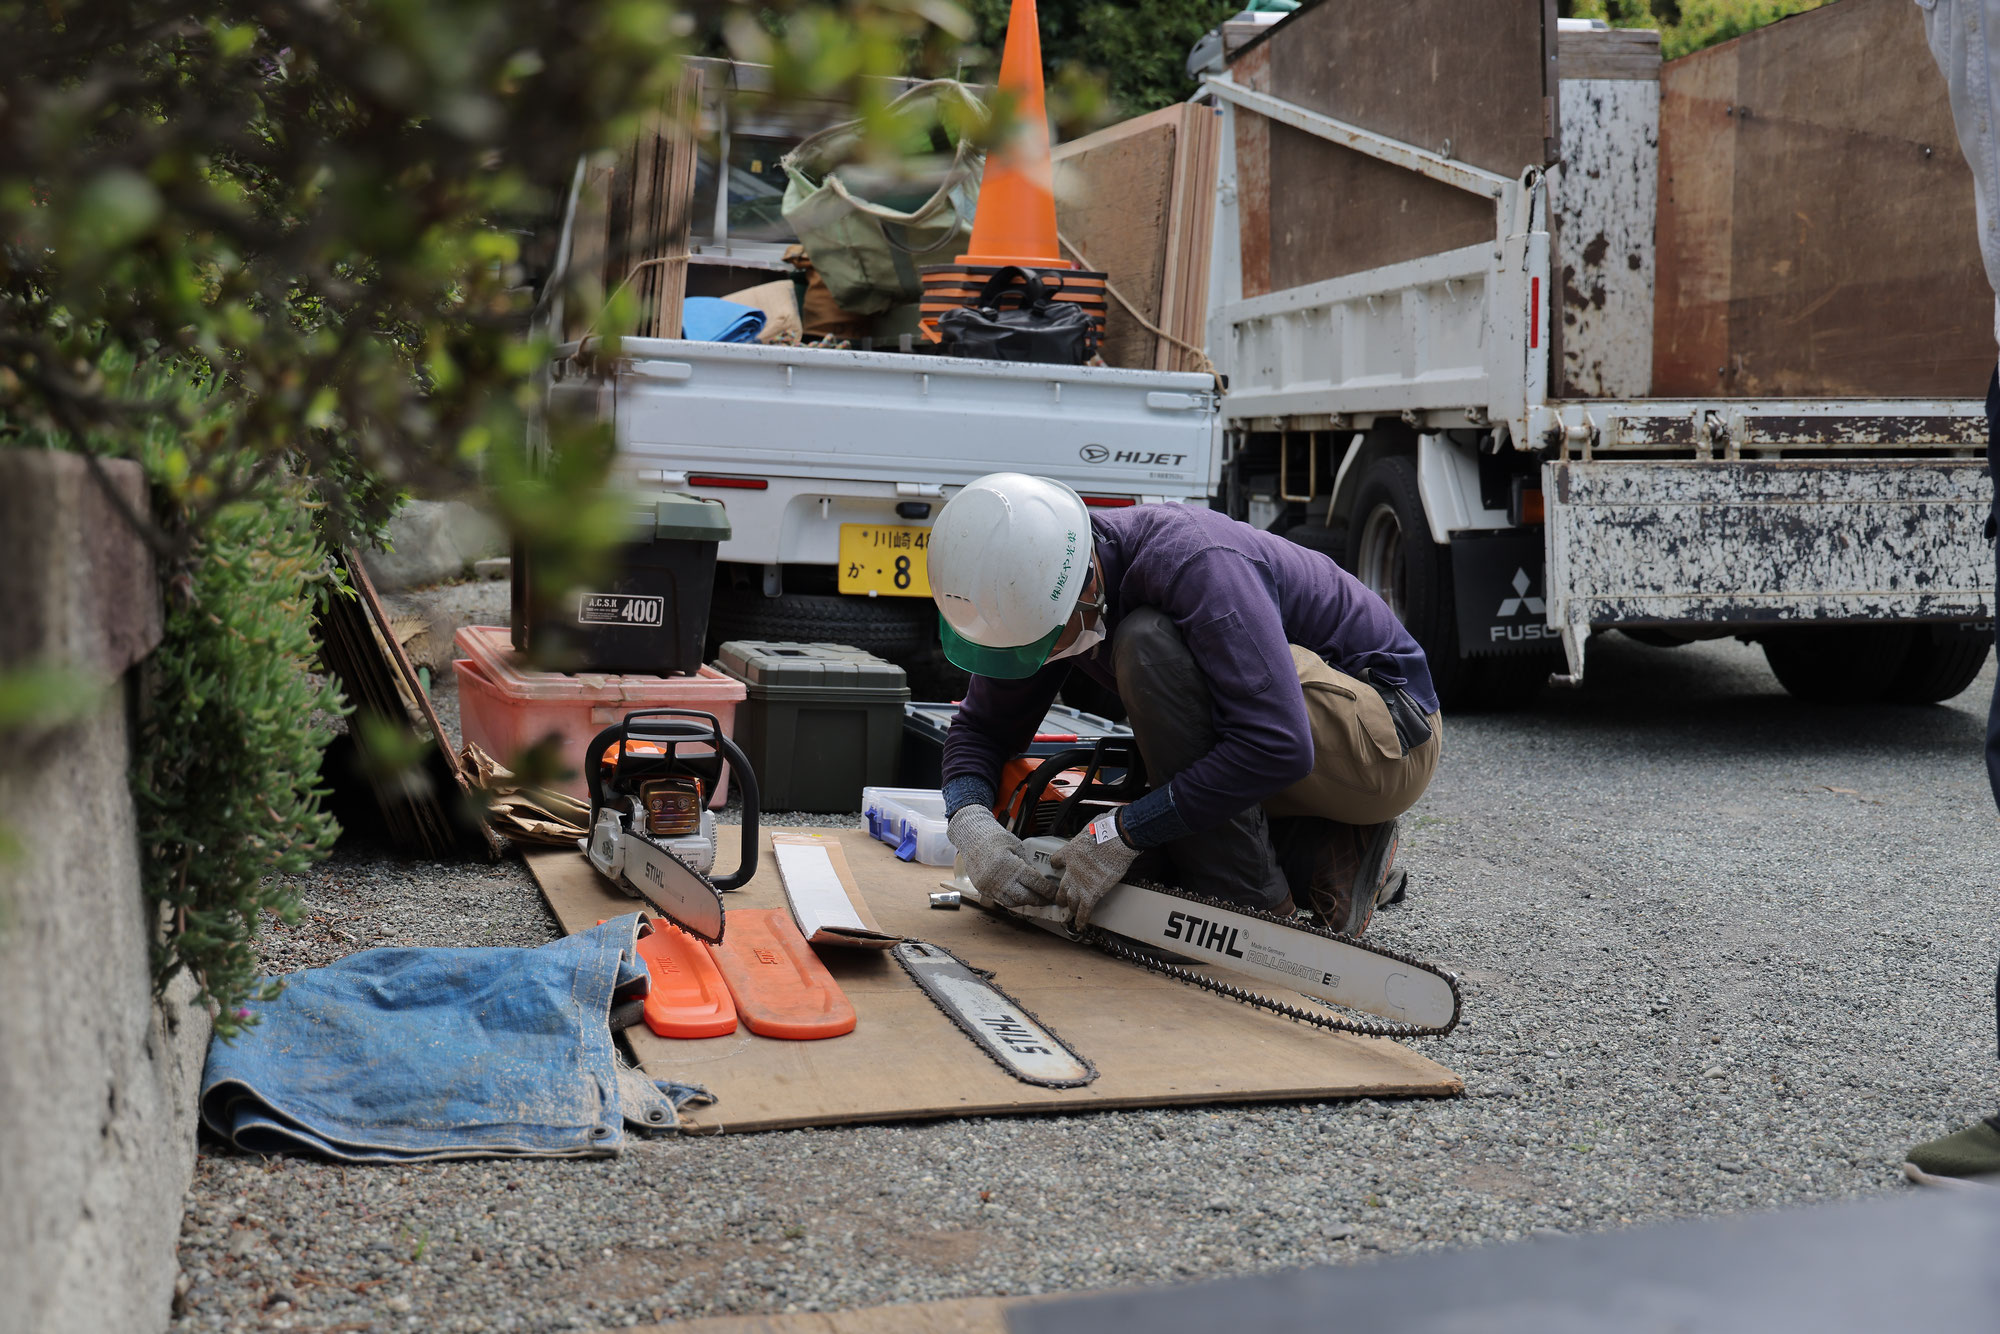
left=1162, top=910, right=1246, bottom=959
left=979, top=1014, right=1051, bottom=1055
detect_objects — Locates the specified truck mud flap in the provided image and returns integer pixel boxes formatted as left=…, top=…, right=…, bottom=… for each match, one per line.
left=1451, top=531, right=1559, bottom=657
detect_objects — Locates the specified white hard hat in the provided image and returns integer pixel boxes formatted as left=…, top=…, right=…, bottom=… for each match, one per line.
left=929, top=473, right=1093, bottom=679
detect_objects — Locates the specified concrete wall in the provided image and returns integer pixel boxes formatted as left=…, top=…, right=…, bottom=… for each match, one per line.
left=0, top=450, right=208, bottom=1334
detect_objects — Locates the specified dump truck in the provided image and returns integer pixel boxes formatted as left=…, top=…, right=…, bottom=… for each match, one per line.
left=1199, top=0, right=1994, bottom=706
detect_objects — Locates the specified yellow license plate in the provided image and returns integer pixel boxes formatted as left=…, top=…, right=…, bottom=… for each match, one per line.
left=837, top=524, right=932, bottom=597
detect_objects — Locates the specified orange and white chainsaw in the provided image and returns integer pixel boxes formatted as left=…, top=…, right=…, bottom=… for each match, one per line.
left=581, top=708, right=758, bottom=945
left=952, top=740, right=1461, bottom=1039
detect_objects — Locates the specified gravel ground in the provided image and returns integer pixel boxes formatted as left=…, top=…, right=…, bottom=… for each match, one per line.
left=173, top=630, right=2000, bottom=1332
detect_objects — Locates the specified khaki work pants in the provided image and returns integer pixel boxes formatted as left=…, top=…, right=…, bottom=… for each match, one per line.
left=1261, top=645, right=1443, bottom=827
left=1115, top=608, right=1443, bottom=908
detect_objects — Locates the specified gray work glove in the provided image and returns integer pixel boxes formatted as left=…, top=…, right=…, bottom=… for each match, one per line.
left=1049, top=814, right=1142, bottom=931
left=948, top=805, right=1056, bottom=910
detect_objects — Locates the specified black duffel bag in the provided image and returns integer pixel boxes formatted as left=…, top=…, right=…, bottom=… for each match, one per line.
left=935, top=266, right=1097, bottom=365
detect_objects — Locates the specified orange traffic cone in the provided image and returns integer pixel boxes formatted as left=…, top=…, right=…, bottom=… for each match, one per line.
left=958, top=0, right=1070, bottom=270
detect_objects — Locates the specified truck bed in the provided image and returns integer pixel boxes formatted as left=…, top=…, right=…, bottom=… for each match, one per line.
left=552, top=337, right=1220, bottom=568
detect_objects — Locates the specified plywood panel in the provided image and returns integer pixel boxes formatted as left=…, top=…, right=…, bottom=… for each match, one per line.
left=1233, top=42, right=1274, bottom=300
left=631, top=1295, right=1031, bottom=1334
left=1651, top=37, right=1737, bottom=395
left=526, top=830, right=1460, bottom=1135
left=1230, top=0, right=1546, bottom=285
left=1654, top=0, right=1989, bottom=397
left=1256, top=0, right=1555, bottom=176
left=1053, top=109, right=1179, bottom=369
left=1268, top=131, right=1497, bottom=291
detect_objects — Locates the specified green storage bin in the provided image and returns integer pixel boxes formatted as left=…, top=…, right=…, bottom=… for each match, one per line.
left=714, top=641, right=911, bottom=813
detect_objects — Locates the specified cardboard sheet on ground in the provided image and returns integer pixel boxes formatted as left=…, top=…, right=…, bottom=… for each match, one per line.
left=524, top=829, right=1459, bottom=1133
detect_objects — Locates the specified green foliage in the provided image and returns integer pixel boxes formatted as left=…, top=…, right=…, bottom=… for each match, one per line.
left=1, top=0, right=694, bottom=560
left=964, top=0, right=1240, bottom=118
left=2, top=1, right=983, bottom=1030
left=133, top=471, right=344, bottom=1041
left=1563, top=0, right=1829, bottom=59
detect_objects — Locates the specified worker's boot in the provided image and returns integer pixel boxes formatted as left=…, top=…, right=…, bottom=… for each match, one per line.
left=1279, top=817, right=1399, bottom=937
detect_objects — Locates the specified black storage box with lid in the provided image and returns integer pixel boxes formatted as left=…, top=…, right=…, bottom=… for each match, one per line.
left=511, top=491, right=730, bottom=676
left=898, top=701, right=1132, bottom=788
left=715, top=641, right=910, bottom=813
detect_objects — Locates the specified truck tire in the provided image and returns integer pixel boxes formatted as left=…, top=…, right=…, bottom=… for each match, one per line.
left=1887, top=629, right=1991, bottom=704
left=1344, top=454, right=1546, bottom=711
left=706, top=588, right=936, bottom=662
left=1759, top=625, right=1915, bottom=704
left=1280, top=516, right=1348, bottom=563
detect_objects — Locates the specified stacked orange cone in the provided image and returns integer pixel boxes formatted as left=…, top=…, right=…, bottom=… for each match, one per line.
left=959, top=0, right=1072, bottom=270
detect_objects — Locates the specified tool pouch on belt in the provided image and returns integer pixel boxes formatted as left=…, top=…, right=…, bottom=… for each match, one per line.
left=1361, top=668, right=1433, bottom=756
left=935, top=266, right=1097, bottom=366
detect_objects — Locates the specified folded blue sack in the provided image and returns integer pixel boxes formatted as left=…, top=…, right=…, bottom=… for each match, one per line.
left=199, top=914, right=711, bottom=1161
left=682, top=296, right=766, bottom=343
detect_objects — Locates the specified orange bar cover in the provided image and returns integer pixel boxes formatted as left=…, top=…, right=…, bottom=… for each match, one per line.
left=635, top=920, right=738, bottom=1039
left=707, top=909, right=858, bottom=1040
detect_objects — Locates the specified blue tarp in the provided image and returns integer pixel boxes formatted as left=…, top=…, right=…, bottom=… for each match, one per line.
left=682, top=296, right=766, bottom=343
left=199, top=914, right=710, bottom=1161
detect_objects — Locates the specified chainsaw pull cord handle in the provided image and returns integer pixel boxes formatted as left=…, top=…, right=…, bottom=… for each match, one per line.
left=582, top=707, right=759, bottom=891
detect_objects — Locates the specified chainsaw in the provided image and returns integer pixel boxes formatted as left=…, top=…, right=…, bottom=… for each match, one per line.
left=581, top=708, right=760, bottom=945
left=952, top=738, right=1461, bottom=1039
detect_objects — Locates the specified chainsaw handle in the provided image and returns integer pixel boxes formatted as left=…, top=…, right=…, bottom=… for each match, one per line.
left=710, top=731, right=759, bottom=891
left=582, top=707, right=760, bottom=891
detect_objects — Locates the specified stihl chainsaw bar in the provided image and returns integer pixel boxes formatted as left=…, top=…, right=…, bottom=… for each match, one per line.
left=587, top=810, right=727, bottom=944
left=973, top=739, right=1462, bottom=1041
left=894, top=942, right=1097, bottom=1087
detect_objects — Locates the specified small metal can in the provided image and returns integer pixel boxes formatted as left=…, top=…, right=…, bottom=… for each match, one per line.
left=929, top=890, right=963, bottom=910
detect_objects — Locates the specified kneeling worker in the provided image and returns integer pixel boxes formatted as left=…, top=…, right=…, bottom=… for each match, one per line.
left=932, top=472, right=1442, bottom=935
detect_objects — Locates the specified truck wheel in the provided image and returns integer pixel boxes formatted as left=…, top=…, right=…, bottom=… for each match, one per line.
left=1344, top=455, right=1545, bottom=711
left=1760, top=625, right=1915, bottom=703
left=706, top=587, right=936, bottom=662
left=1886, top=629, right=1991, bottom=704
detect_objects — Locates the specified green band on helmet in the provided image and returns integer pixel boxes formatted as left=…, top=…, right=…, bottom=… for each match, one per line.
left=939, top=615, right=1064, bottom=680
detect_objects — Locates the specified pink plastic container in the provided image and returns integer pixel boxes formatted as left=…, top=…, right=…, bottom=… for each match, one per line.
left=452, top=626, right=746, bottom=805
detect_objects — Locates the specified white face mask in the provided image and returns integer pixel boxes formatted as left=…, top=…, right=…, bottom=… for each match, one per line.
left=1046, top=605, right=1105, bottom=663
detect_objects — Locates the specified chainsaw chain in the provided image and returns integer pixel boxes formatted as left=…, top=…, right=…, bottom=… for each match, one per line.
left=1083, top=877, right=1463, bottom=1040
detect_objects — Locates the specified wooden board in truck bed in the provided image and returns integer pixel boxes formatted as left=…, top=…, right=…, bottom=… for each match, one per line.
left=1653, top=0, right=1991, bottom=398
left=1229, top=0, right=1556, bottom=293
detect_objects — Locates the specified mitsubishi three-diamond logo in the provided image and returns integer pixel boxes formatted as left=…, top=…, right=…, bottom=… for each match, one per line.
left=1496, top=568, right=1545, bottom=618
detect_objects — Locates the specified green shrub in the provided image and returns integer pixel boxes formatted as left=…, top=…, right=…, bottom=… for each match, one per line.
left=1566, top=0, right=1830, bottom=60
left=133, top=483, right=343, bottom=1039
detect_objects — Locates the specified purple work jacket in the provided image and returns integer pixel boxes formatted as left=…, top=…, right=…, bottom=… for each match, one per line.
left=941, top=503, right=1435, bottom=841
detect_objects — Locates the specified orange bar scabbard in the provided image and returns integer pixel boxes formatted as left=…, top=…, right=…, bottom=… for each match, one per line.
left=634, top=920, right=738, bottom=1039
left=706, top=909, right=857, bottom=1040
